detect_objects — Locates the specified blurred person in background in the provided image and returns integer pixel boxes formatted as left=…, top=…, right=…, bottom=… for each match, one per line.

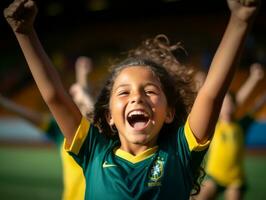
left=195, top=63, right=266, bottom=200
left=0, top=56, right=94, bottom=200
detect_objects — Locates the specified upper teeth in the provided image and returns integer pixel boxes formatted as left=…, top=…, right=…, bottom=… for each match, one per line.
left=128, top=110, right=148, bottom=117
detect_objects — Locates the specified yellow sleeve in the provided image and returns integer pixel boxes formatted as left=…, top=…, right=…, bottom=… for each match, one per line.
left=65, top=117, right=90, bottom=155
left=184, top=117, right=210, bottom=152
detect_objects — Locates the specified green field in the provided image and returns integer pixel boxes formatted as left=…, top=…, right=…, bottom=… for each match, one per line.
left=0, top=146, right=266, bottom=200
left=0, top=146, right=62, bottom=200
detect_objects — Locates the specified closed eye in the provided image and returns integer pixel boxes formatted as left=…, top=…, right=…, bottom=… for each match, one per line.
left=144, top=84, right=160, bottom=96
left=144, top=87, right=159, bottom=96
left=117, top=90, right=129, bottom=96
left=145, top=90, right=157, bottom=95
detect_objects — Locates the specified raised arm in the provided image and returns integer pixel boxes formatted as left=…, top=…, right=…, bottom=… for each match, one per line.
left=4, top=0, right=82, bottom=146
left=236, top=62, right=264, bottom=106
left=189, top=0, right=260, bottom=143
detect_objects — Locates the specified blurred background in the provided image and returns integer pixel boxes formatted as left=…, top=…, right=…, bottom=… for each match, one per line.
left=0, top=0, right=266, bottom=199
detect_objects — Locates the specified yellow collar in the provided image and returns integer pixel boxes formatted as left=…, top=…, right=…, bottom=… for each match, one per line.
left=114, top=146, right=158, bottom=164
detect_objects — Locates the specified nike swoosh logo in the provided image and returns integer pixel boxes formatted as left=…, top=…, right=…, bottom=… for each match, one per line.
left=102, top=161, right=117, bottom=168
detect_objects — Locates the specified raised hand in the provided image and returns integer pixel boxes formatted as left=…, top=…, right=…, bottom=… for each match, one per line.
left=249, top=62, right=264, bottom=81
left=69, top=83, right=94, bottom=119
left=4, top=0, right=37, bottom=34
left=227, top=0, right=260, bottom=22
left=75, top=56, right=93, bottom=88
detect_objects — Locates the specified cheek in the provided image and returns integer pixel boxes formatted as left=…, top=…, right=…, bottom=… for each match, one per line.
left=150, top=97, right=168, bottom=116
left=152, top=96, right=167, bottom=108
left=110, top=98, right=126, bottom=115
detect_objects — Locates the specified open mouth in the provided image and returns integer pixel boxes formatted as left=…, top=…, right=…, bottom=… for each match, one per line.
left=127, top=110, right=150, bottom=130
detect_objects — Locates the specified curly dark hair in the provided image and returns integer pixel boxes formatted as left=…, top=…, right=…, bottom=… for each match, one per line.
left=93, top=34, right=204, bottom=195
left=128, top=34, right=196, bottom=113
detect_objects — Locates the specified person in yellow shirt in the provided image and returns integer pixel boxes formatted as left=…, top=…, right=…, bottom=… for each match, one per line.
left=196, top=63, right=265, bottom=200
left=0, top=56, right=94, bottom=200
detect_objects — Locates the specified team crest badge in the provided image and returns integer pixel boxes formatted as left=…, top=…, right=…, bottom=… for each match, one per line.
left=148, top=157, right=165, bottom=187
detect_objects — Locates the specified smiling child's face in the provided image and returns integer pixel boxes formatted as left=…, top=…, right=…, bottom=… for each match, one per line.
left=107, top=66, right=174, bottom=152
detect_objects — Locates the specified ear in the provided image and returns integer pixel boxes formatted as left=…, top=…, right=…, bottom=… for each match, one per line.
left=105, top=111, right=114, bottom=126
left=165, top=107, right=175, bottom=124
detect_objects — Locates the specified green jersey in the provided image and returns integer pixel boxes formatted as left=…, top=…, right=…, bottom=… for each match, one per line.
left=67, top=117, right=209, bottom=200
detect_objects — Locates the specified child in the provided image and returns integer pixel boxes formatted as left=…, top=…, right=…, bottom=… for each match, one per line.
left=195, top=64, right=265, bottom=200
left=0, top=56, right=94, bottom=200
left=4, top=0, right=260, bottom=199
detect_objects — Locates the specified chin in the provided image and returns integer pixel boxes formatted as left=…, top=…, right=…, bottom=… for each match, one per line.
left=129, top=134, right=154, bottom=146
left=128, top=135, right=148, bottom=144
left=130, top=138, right=148, bottom=145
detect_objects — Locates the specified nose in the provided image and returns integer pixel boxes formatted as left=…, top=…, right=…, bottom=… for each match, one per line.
left=130, top=91, right=144, bottom=104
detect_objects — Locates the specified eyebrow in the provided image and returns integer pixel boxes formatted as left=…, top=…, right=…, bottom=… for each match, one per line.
left=113, top=82, right=162, bottom=92
left=113, top=84, right=130, bottom=92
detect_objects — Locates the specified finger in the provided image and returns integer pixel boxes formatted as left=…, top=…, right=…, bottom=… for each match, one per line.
left=24, top=0, right=35, bottom=8
left=4, top=0, right=27, bottom=18
left=240, top=0, right=259, bottom=6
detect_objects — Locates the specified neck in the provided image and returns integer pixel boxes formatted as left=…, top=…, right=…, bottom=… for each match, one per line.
left=119, top=142, right=157, bottom=156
